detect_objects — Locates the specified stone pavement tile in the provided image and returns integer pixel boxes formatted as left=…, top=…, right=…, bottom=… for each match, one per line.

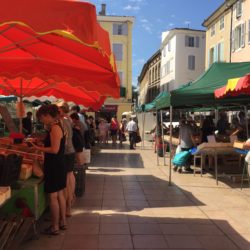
left=99, top=235, right=133, bottom=249
left=69, top=213, right=100, bottom=224
left=148, top=200, right=172, bottom=207
left=102, top=199, right=126, bottom=207
left=67, top=223, right=99, bottom=235
left=81, top=194, right=103, bottom=200
left=186, top=224, right=224, bottom=236
left=128, top=215, right=157, bottom=224
left=73, top=199, right=103, bottom=207
left=100, top=223, right=130, bottom=234
left=124, top=194, right=146, bottom=201
left=229, top=233, right=250, bottom=250
left=103, top=193, right=125, bottom=200
left=21, top=233, right=65, bottom=249
left=100, top=214, right=129, bottom=224
left=21, top=247, right=61, bottom=250
left=130, top=223, right=162, bottom=235
left=133, top=235, right=168, bottom=249
left=165, top=235, right=203, bottom=249
left=62, top=235, right=99, bottom=249
left=159, top=224, right=192, bottom=235
left=197, top=235, right=240, bottom=250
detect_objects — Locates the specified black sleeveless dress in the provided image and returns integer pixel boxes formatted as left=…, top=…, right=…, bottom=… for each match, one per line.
left=43, top=122, right=67, bottom=193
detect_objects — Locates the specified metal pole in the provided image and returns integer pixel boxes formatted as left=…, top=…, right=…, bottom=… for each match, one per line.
left=161, top=110, right=166, bottom=165
left=142, top=112, right=146, bottom=149
left=156, top=110, right=159, bottom=166
left=19, top=78, right=23, bottom=134
left=169, top=106, right=173, bottom=186
left=244, top=106, right=249, bottom=138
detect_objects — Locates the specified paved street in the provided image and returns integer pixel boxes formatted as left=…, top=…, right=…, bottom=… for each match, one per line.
left=22, top=142, right=250, bottom=250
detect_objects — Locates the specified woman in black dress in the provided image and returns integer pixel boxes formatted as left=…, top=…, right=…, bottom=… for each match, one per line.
left=31, top=105, right=67, bottom=235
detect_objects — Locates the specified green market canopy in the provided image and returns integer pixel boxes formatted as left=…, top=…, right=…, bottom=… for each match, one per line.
left=171, top=62, right=250, bottom=108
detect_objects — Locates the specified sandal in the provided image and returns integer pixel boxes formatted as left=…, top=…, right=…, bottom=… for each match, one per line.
left=42, top=225, right=59, bottom=236
left=59, top=224, right=67, bottom=230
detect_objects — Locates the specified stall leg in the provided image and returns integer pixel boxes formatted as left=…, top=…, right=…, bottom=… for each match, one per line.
left=169, top=106, right=173, bottom=186
left=215, top=153, right=218, bottom=185
left=161, top=110, right=166, bottom=166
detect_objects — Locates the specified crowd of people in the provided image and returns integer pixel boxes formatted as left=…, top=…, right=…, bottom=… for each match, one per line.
left=21, top=104, right=140, bottom=235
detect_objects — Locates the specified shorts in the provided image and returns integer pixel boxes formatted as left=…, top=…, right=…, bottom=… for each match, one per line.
left=65, top=153, right=75, bottom=172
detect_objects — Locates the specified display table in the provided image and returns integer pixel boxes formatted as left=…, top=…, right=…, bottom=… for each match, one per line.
left=192, top=143, right=239, bottom=185
left=0, top=178, right=47, bottom=220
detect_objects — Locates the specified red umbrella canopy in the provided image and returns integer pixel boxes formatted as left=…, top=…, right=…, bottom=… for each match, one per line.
left=0, top=0, right=112, bottom=56
left=214, top=74, right=250, bottom=98
left=0, top=77, right=106, bottom=110
left=0, top=23, right=120, bottom=98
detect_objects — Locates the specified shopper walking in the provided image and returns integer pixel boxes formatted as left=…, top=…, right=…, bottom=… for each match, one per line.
left=110, top=116, right=119, bottom=145
left=126, top=117, right=138, bottom=150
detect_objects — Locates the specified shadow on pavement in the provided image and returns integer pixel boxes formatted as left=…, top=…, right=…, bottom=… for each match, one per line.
left=21, top=211, right=250, bottom=250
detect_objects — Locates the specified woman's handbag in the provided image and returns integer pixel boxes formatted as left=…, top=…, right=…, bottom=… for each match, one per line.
left=135, top=135, right=142, bottom=143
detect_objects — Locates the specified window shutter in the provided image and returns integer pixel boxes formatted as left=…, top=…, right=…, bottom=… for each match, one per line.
left=185, top=35, right=189, bottom=47
left=241, top=22, right=245, bottom=48
left=195, top=36, right=200, bottom=48
left=123, top=24, right=128, bottom=35
left=248, top=20, right=250, bottom=44
left=220, top=42, right=224, bottom=61
left=232, top=29, right=235, bottom=52
left=207, top=49, right=211, bottom=66
left=113, top=24, right=118, bottom=35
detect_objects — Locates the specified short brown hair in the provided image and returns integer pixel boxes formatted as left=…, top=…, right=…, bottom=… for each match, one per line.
left=36, top=104, right=59, bottom=119
left=59, top=103, right=70, bottom=114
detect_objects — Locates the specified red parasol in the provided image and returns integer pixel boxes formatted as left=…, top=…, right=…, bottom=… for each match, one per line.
left=0, top=23, right=120, bottom=98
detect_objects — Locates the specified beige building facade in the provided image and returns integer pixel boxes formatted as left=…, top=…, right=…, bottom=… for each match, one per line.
left=203, top=0, right=250, bottom=68
left=231, top=0, right=250, bottom=62
left=138, top=50, right=161, bottom=105
left=97, top=4, right=135, bottom=121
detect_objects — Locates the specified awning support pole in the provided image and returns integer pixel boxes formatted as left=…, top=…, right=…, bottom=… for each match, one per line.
left=169, top=105, right=173, bottom=186
left=161, top=110, right=166, bottom=166
left=244, top=106, right=249, bottom=138
left=156, top=110, right=159, bottom=166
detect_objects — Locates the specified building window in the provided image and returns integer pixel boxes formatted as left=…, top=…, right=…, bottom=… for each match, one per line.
left=163, top=46, right=166, bottom=57
left=236, top=0, right=242, bottom=18
left=220, top=16, right=224, bottom=30
left=188, top=55, right=195, bottom=70
left=112, top=43, right=123, bottom=61
left=157, top=64, right=160, bottom=79
left=218, top=42, right=224, bottom=62
left=233, top=23, right=245, bottom=50
left=113, top=23, right=128, bottom=35
left=209, top=47, right=214, bottom=66
left=248, top=19, right=250, bottom=44
left=185, top=36, right=195, bottom=47
left=118, top=71, right=123, bottom=86
left=168, top=40, right=171, bottom=51
left=211, top=24, right=215, bottom=37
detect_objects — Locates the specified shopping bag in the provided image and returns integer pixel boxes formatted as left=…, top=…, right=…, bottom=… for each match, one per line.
left=83, top=148, right=91, bottom=164
left=135, top=135, right=141, bottom=143
left=75, top=151, right=85, bottom=165
left=173, top=150, right=191, bottom=167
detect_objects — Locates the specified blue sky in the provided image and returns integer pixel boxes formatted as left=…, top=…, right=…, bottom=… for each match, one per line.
left=89, top=0, right=224, bottom=86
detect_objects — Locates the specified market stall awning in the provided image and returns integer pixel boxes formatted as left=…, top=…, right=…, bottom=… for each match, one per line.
left=214, top=74, right=250, bottom=98
left=0, top=22, right=120, bottom=98
left=171, top=62, right=250, bottom=108
left=0, top=0, right=112, bottom=56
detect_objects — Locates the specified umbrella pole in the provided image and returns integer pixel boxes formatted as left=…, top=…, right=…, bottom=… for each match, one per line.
left=169, top=106, right=173, bottom=186
left=156, top=110, right=159, bottom=166
left=161, top=110, right=166, bottom=166
left=244, top=106, right=249, bottom=138
left=19, top=78, right=23, bottom=134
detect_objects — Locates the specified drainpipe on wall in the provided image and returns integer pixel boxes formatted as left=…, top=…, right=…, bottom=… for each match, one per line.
left=229, top=2, right=233, bottom=62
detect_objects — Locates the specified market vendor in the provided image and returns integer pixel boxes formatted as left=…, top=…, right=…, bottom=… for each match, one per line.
left=22, top=111, right=33, bottom=136
left=30, top=104, right=67, bottom=236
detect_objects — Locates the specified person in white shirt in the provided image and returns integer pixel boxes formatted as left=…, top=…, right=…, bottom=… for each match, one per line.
left=126, top=117, right=138, bottom=149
